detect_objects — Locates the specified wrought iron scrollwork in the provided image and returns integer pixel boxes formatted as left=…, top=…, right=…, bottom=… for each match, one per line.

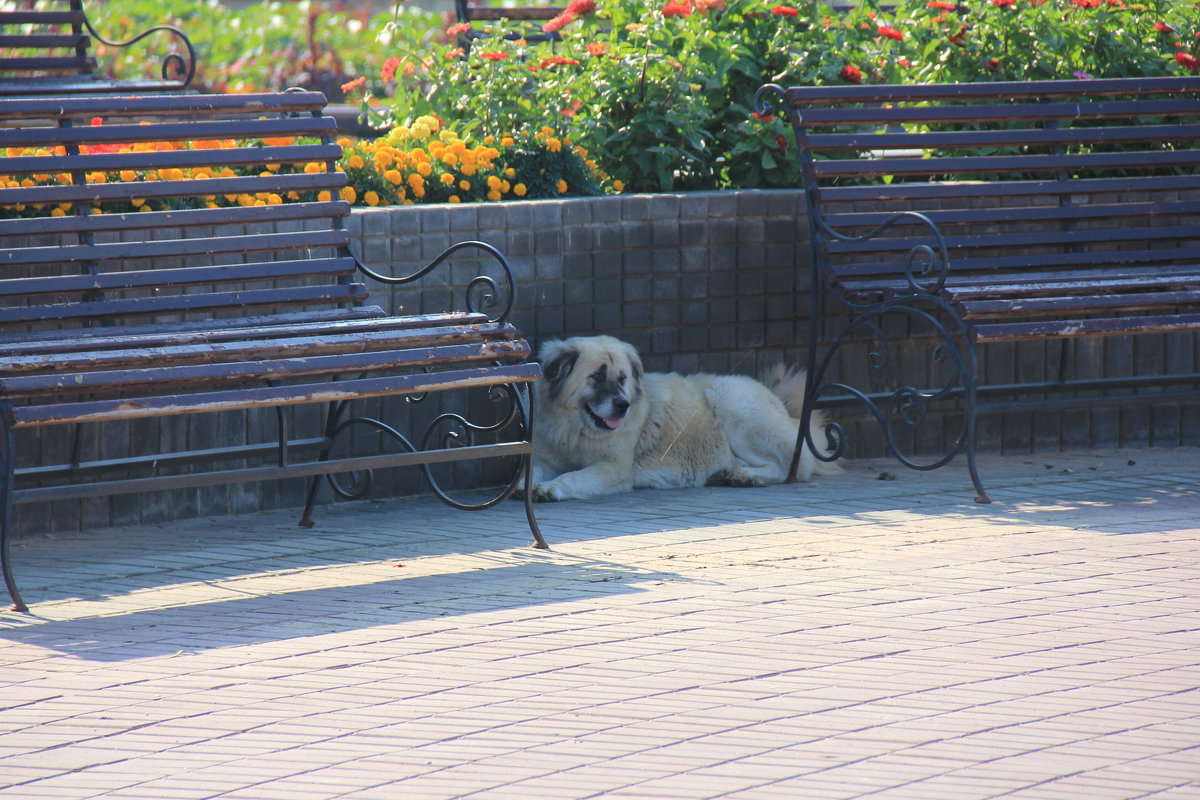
left=352, top=240, right=518, bottom=324
left=82, top=17, right=196, bottom=87
left=816, top=212, right=952, bottom=302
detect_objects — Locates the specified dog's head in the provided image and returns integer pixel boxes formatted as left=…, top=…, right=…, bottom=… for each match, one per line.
left=537, top=336, right=644, bottom=436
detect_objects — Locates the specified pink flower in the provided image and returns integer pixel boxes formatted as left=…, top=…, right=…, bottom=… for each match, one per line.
left=542, top=12, right=576, bottom=32
left=566, top=0, right=597, bottom=13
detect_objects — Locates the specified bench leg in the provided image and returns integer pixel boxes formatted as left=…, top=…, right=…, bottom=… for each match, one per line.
left=523, top=388, right=548, bottom=549
left=299, top=399, right=348, bottom=528
left=0, top=418, right=27, bottom=612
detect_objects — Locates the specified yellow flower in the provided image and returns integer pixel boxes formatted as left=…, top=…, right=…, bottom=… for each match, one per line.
left=87, top=172, right=107, bottom=184
left=514, top=183, right=527, bottom=197
left=448, top=195, right=461, bottom=203
left=374, top=149, right=394, bottom=169
left=318, top=190, right=332, bottom=202
left=266, top=163, right=280, bottom=172
left=612, top=179, right=625, bottom=193
left=458, top=179, right=470, bottom=191
left=365, top=191, right=380, bottom=206
left=286, top=190, right=300, bottom=200
left=417, top=161, right=432, bottom=177
left=340, top=186, right=357, bottom=203
left=304, top=162, right=323, bottom=174
left=347, top=154, right=365, bottom=169
left=50, top=207, right=66, bottom=217
left=486, top=175, right=502, bottom=191
left=237, top=194, right=255, bottom=207
left=440, top=173, right=455, bottom=185
left=557, top=179, right=568, bottom=194
left=504, top=168, right=516, bottom=178
left=119, top=170, right=136, bottom=182
left=408, top=173, right=425, bottom=190
left=268, top=194, right=283, bottom=205
left=442, top=152, right=458, bottom=167
left=385, top=169, right=403, bottom=185
left=546, top=138, right=562, bottom=153
left=501, top=136, right=514, bottom=147
left=487, top=190, right=501, bottom=201
left=337, top=137, right=353, bottom=148
left=501, top=180, right=510, bottom=193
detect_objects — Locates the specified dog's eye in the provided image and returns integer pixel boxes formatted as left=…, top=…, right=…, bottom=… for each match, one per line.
left=588, top=372, right=603, bottom=384
left=617, top=374, right=627, bottom=385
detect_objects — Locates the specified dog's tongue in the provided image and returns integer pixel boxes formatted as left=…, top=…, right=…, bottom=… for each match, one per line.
left=604, top=417, right=623, bottom=430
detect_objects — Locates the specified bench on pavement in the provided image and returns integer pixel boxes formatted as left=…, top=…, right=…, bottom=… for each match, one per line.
left=0, top=0, right=194, bottom=96
left=0, top=91, right=545, bottom=612
left=759, top=75, right=1200, bottom=501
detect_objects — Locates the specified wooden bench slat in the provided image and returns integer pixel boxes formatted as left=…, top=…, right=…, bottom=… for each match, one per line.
left=3, top=143, right=343, bottom=177
left=0, top=34, right=89, bottom=48
left=960, top=290, right=1200, bottom=319
left=782, top=76, right=1200, bottom=106
left=0, top=117, right=339, bottom=149
left=4, top=229, right=351, bottom=268
left=838, top=269, right=1200, bottom=300
left=0, top=92, right=329, bottom=121
left=0, top=201, right=350, bottom=238
left=0, top=311, right=485, bottom=354
left=792, top=98, right=1200, bottom=128
left=805, top=123, right=1200, bottom=152
left=0, top=56, right=96, bottom=71
left=0, top=339, right=532, bottom=397
left=0, top=11, right=86, bottom=24
left=0, top=322, right=518, bottom=374
left=823, top=200, right=1200, bottom=230
left=812, top=149, right=1200, bottom=179
left=824, top=223, right=1200, bottom=255
left=9, top=364, right=542, bottom=427
left=971, top=314, right=1200, bottom=342
left=0, top=172, right=348, bottom=207
left=468, top=7, right=561, bottom=19
left=818, top=174, right=1200, bottom=204
left=0, top=284, right=370, bottom=326
left=4, top=257, right=357, bottom=299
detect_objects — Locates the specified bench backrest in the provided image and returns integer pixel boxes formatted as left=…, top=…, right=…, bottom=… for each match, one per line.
left=0, top=91, right=359, bottom=336
left=0, top=0, right=193, bottom=94
left=768, top=76, right=1200, bottom=291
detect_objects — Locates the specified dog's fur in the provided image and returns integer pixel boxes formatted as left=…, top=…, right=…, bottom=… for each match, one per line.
left=530, top=335, right=838, bottom=501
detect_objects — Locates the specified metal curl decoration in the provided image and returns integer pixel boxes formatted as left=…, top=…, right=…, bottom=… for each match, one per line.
left=418, top=383, right=530, bottom=511
left=323, top=416, right=419, bottom=500
left=816, top=212, right=951, bottom=306
left=801, top=297, right=978, bottom=476
left=82, top=17, right=196, bottom=87
left=754, top=83, right=787, bottom=117
left=352, top=240, right=518, bottom=324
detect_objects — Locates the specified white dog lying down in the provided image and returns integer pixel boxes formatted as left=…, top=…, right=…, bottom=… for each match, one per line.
left=531, top=335, right=839, bottom=501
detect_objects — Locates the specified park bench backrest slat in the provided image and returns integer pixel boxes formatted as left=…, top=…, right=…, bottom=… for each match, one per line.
left=0, top=91, right=363, bottom=331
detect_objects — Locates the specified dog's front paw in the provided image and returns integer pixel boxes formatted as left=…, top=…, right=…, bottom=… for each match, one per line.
left=531, top=483, right=566, bottom=502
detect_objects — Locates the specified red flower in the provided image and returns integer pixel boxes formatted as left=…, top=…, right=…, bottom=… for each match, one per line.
left=877, top=25, right=903, bottom=41
left=542, top=12, right=576, bottom=32
left=772, top=5, right=799, bottom=16
left=840, top=64, right=863, bottom=84
left=992, top=0, right=1015, bottom=7
left=445, top=22, right=471, bottom=36
left=925, top=0, right=955, bottom=7
left=663, top=0, right=692, bottom=17
left=480, top=50, right=509, bottom=60
left=1177, top=52, right=1200, bottom=71
left=566, top=0, right=597, bottom=13
left=774, top=135, right=789, bottom=152
left=381, top=56, right=402, bottom=82
left=985, top=57, right=1001, bottom=72
left=1071, top=0, right=1101, bottom=7
left=540, top=56, right=581, bottom=69
left=948, top=24, right=968, bottom=45
left=586, top=42, right=610, bottom=56
left=751, top=111, right=773, bottom=122
left=1154, top=22, right=1175, bottom=34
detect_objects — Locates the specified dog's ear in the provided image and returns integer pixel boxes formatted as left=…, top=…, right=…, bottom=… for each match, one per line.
left=538, top=339, right=579, bottom=395
left=618, top=340, right=644, bottom=390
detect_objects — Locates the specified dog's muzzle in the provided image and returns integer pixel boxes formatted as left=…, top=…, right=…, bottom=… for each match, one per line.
left=585, top=398, right=629, bottom=431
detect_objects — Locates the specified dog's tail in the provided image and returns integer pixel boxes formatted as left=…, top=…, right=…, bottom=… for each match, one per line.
left=761, top=363, right=843, bottom=475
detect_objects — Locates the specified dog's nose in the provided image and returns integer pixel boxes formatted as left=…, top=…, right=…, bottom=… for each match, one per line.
left=612, top=398, right=629, bottom=415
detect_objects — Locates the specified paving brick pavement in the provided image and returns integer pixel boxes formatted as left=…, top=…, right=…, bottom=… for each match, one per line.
left=0, top=448, right=1198, bottom=799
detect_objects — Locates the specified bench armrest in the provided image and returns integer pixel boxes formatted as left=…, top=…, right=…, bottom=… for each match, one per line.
left=83, top=14, right=195, bottom=87
left=818, top=211, right=951, bottom=297
left=352, top=240, right=519, bottom=324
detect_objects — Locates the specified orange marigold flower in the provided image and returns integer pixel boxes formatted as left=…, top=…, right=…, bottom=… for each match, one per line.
left=543, top=12, right=575, bottom=32
left=381, top=57, right=402, bottom=82
left=586, top=42, right=610, bottom=56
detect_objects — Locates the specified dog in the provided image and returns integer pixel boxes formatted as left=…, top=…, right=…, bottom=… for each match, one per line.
left=530, top=335, right=838, bottom=501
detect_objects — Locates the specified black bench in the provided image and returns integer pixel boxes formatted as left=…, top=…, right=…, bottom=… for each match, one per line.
left=0, top=91, right=545, bottom=612
left=453, top=0, right=564, bottom=47
left=759, top=76, right=1200, bottom=502
left=0, top=0, right=194, bottom=96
